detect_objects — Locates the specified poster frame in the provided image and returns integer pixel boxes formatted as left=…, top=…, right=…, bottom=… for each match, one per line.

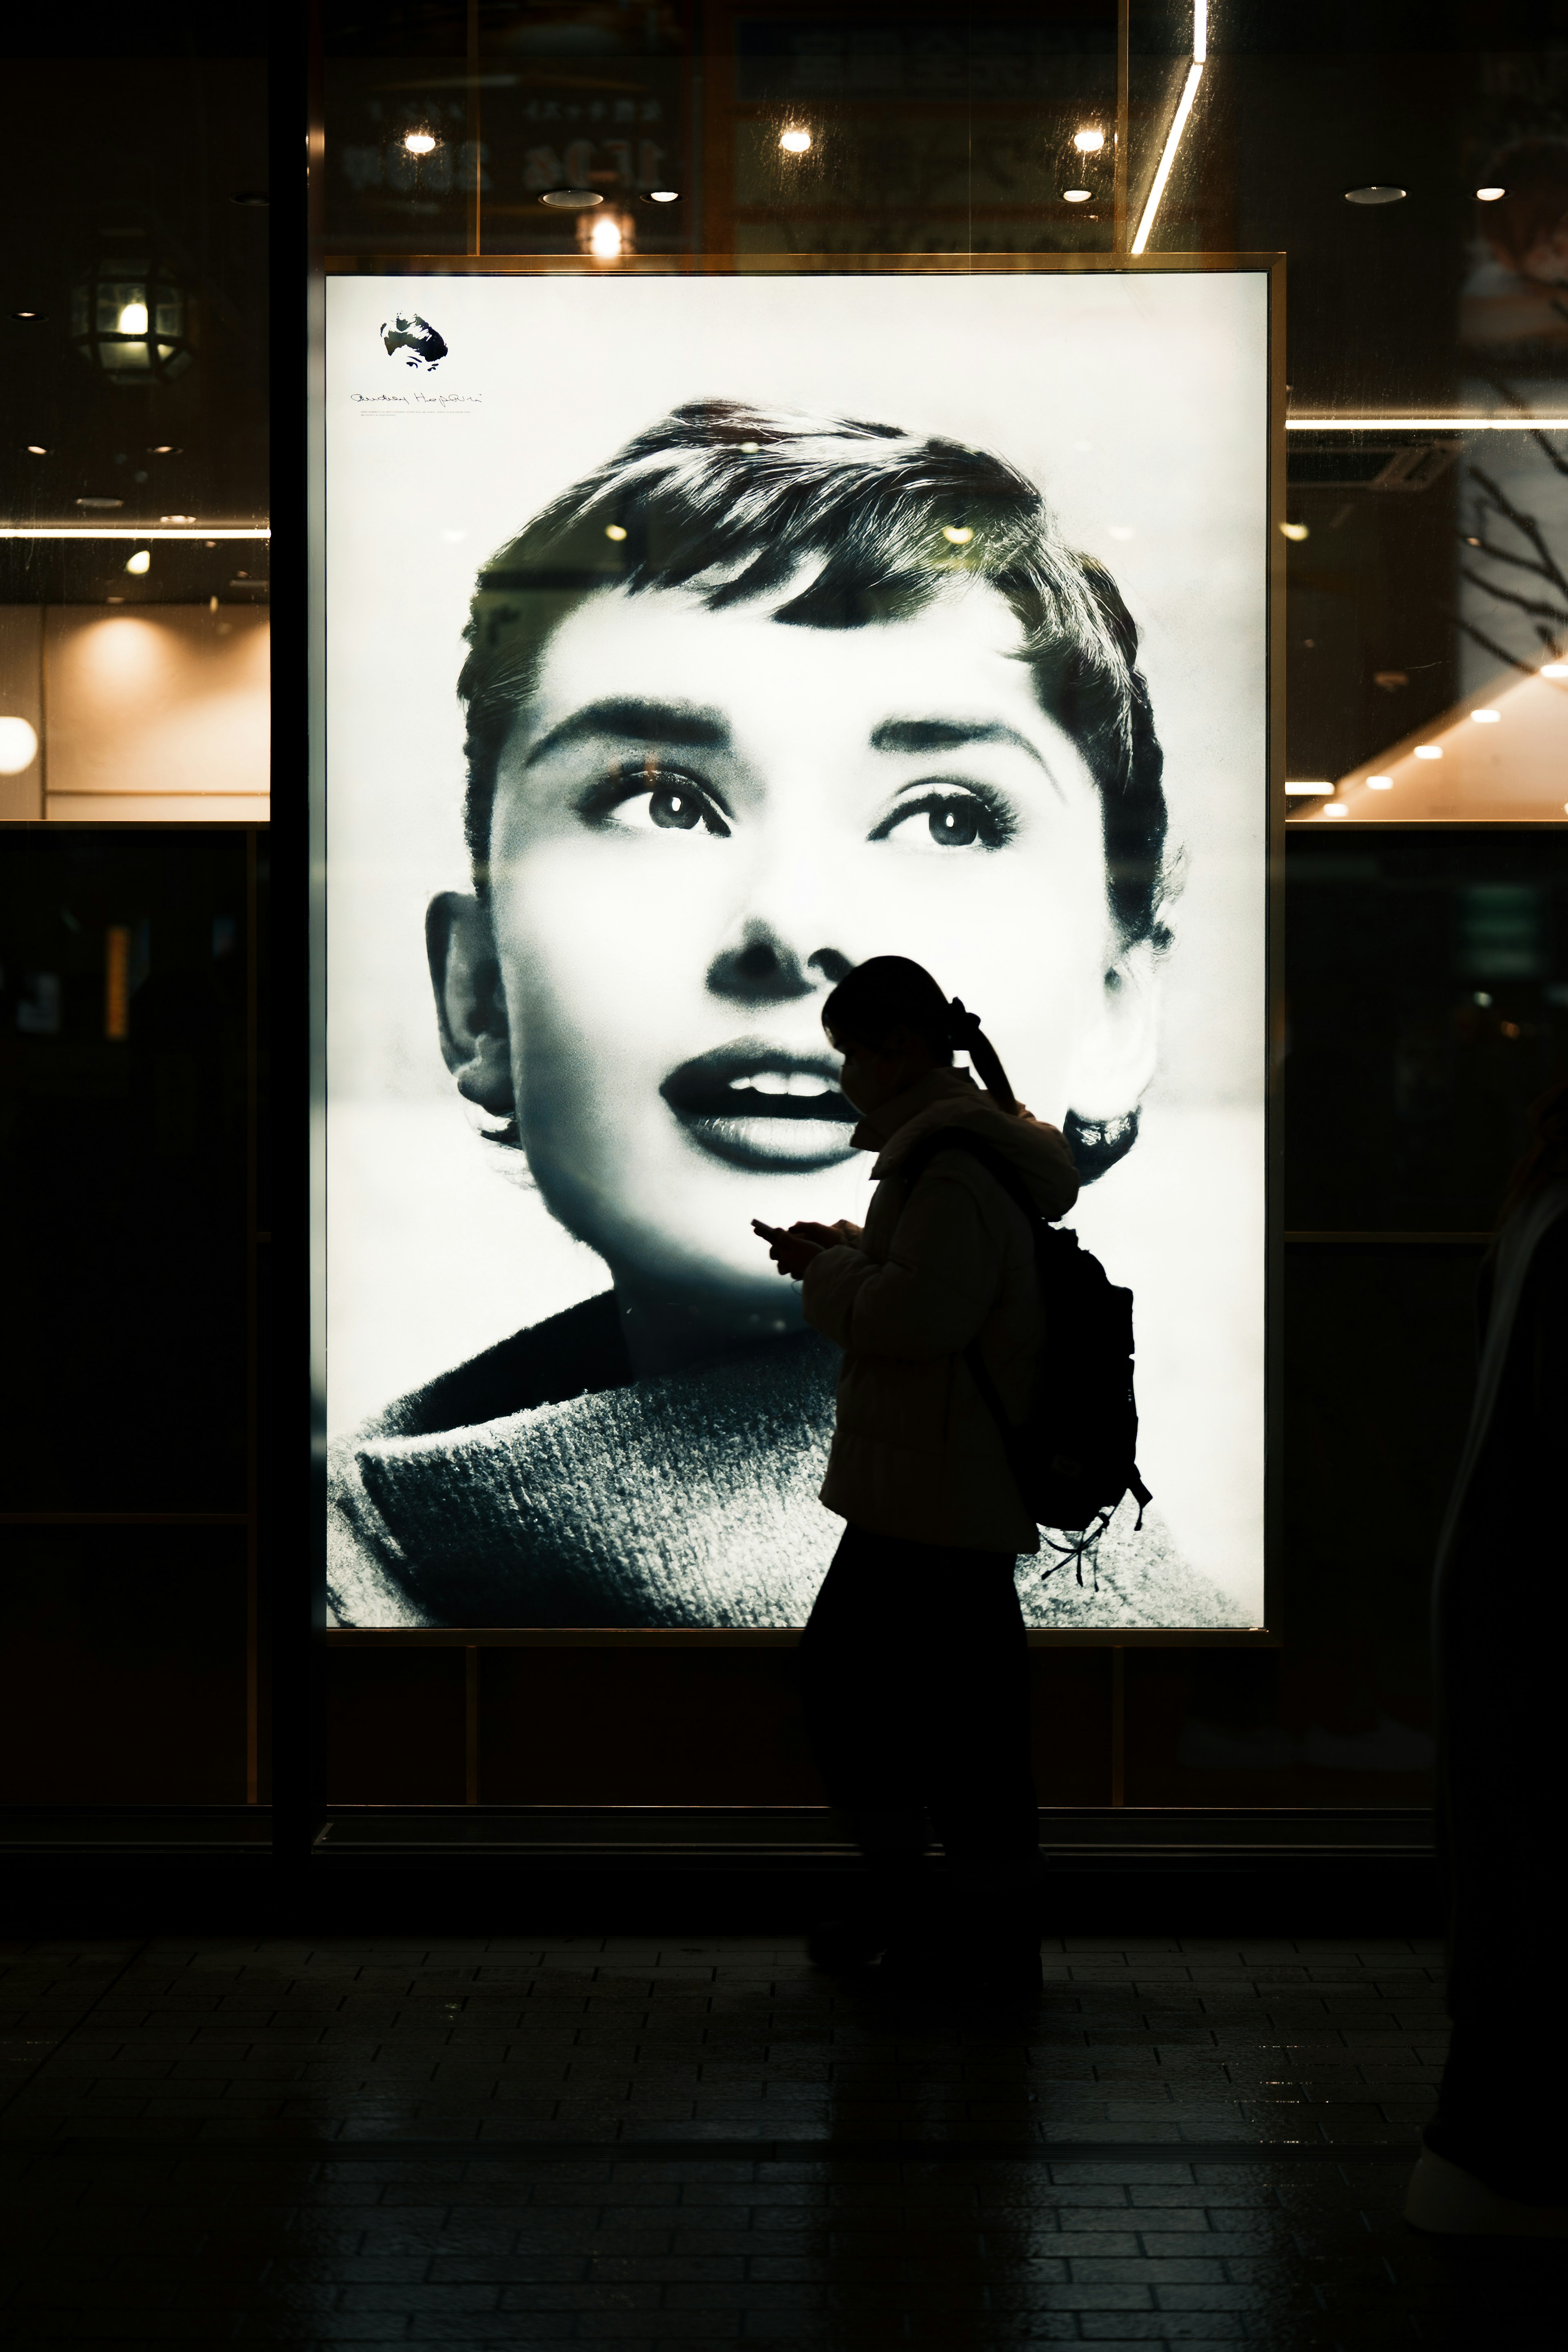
left=312, top=247, right=1287, bottom=1651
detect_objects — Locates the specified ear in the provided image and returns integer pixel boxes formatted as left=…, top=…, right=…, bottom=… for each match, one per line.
left=1061, top=939, right=1162, bottom=1124
left=426, top=891, right=515, bottom=1118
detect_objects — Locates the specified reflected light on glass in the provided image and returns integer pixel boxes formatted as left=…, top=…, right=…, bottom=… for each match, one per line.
left=941, top=525, right=974, bottom=544
left=647, top=189, right=679, bottom=203
left=778, top=127, right=812, bottom=154
left=403, top=131, right=437, bottom=155
left=1476, top=186, right=1506, bottom=201
left=1285, top=781, right=1331, bottom=795
left=25, top=444, right=46, bottom=455
left=1366, top=775, right=1394, bottom=790
left=1280, top=520, right=1310, bottom=541
left=1321, top=803, right=1348, bottom=819
left=0, top=716, right=40, bottom=773
left=589, top=213, right=623, bottom=258
left=1414, top=744, right=1443, bottom=760
left=1470, top=707, right=1501, bottom=722
left=1541, top=662, right=1568, bottom=678
left=116, top=301, right=148, bottom=334
left=125, top=549, right=150, bottom=575
left=1073, top=129, right=1105, bottom=153
left=1063, top=188, right=1091, bottom=204
left=604, top=523, right=628, bottom=541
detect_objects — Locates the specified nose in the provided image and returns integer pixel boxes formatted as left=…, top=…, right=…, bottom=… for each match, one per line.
left=707, top=921, right=852, bottom=1007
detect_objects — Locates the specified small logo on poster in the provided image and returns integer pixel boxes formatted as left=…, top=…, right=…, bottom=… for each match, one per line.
left=381, top=311, right=448, bottom=370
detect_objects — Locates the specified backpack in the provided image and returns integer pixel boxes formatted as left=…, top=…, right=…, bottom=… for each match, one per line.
left=900, top=1126, right=1152, bottom=1584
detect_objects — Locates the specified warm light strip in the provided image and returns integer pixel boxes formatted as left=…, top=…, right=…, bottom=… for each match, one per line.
left=1130, top=61, right=1203, bottom=255
left=1130, top=0, right=1206, bottom=260
left=0, top=526, right=271, bottom=540
left=1285, top=419, right=1568, bottom=431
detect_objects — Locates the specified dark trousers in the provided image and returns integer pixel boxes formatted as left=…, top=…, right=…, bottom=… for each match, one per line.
left=1428, top=1506, right=1568, bottom=2202
left=798, top=1521, right=1040, bottom=1865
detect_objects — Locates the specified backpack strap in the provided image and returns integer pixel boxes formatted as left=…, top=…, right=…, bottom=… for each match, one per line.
left=898, top=1125, right=1041, bottom=1513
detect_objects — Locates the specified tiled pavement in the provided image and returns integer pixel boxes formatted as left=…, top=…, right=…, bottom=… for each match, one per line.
left=0, top=1935, right=1557, bottom=2347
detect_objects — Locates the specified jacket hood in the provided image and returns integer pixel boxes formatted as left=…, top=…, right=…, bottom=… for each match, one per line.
left=853, top=1066, right=1080, bottom=1222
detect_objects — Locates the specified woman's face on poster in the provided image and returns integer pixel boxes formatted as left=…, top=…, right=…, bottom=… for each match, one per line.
left=468, top=575, right=1159, bottom=1310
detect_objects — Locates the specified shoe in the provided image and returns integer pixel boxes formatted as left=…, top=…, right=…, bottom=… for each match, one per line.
left=807, top=1913, right=892, bottom=1971
left=1404, top=2146, right=1568, bottom=2236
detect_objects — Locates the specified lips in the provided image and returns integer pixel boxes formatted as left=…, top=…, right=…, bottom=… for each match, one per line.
left=661, top=1045, right=857, bottom=1172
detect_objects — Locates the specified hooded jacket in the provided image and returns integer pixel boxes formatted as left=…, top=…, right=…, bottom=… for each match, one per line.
left=801, top=1064, right=1081, bottom=1554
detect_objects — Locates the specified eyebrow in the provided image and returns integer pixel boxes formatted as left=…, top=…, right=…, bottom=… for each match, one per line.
left=869, top=716, right=1049, bottom=769
left=523, top=697, right=731, bottom=769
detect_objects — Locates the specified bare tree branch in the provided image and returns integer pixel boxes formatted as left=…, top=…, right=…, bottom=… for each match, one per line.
left=1447, top=612, right=1545, bottom=679
left=1468, top=461, right=1568, bottom=602
left=1465, top=533, right=1560, bottom=584
left=1458, top=566, right=1568, bottom=625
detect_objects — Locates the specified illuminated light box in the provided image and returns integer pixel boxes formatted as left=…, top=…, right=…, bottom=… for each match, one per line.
left=320, top=266, right=1273, bottom=1633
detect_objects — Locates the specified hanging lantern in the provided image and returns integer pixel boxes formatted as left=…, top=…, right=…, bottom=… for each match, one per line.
left=70, top=253, right=194, bottom=386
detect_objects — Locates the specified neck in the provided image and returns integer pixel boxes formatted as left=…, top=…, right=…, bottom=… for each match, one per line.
left=611, top=1276, right=806, bottom=1379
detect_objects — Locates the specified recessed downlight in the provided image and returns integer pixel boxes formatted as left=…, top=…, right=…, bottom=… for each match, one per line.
left=779, top=127, right=812, bottom=154
left=1476, top=185, right=1505, bottom=202
left=1063, top=188, right=1092, bottom=204
left=1073, top=129, right=1105, bottom=153
left=540, top=187, right=601, bottom=208
left=1345, top=185, right=1406, bottom=205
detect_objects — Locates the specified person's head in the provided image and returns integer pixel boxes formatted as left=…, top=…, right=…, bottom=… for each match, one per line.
left=821, top=954, right=1018, bottom=1118
left=430, top=400, right=1169, bottom=1320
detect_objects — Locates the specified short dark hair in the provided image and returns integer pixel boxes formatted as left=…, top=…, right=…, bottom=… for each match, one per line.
left=458, top=399, right=1170, bottom=949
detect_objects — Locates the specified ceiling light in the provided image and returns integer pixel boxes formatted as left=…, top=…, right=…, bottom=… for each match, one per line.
left=1366, top=775, right=1393, bottom=789
left=403, top=131, right=437, bottom=154
left=1345, top=185, right=1406, bottom=205
left=1073, top=129, right=1105, bottom=153
left=779, top=127, right=812, bottom=154
left=1285, top=781, right=1331, bottom=795
left=73, top=254, right=193, bottom=386
left=1321, top=803, right=1348, bottom=818
left=1280, top=520, right=1310, bottom=540
left=25, top=443, right=46, bottom=455
left=941, top=525, right=974, bottom=544
left=10, top=308, right=45, bottom=320
left=1541, top=662, right=1568, bottom=678
left=604, top=523, right=628, bottom=541
left=1414, top=745, right=1442, bottom=760
left=0, top=717, right=40, bottom=775
left=540, top=187, right=601, bottom=208
left=588, top=213, right=623, bottom=258
left=148, top=444, right=178, bottom=455
left=1470, top=707, right=1501, bottom=722
left=159, top=514, right=194, bottom=523
left=1476, top=186, right=1505, bottom=201
left=645, top=189, right=679, bottom=203
left=125, top=550, right=150, bottom=574
left=1063, top=188, right=1091, bottom=204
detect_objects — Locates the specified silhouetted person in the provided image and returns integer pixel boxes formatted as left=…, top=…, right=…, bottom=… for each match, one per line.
left=754, top=956, right=1079, bottom=1993
left=1405, top=1078, right=1568, bottom=2234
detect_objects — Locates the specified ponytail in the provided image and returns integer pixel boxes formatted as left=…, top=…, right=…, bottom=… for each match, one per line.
left=944, top=997, right=1018, bottom=1115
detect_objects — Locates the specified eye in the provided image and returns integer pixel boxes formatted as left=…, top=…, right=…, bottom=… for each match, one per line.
left=871, top=788, right=1014, bottom=853
left=582, top=766, right=732, bottom=839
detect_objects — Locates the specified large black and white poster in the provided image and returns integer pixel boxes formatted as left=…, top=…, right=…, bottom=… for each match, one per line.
left=323, top=268, right=1270, bottom=1629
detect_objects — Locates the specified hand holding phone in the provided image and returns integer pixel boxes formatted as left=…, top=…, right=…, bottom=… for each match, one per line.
left=751, top=1218, right=823, bottom=1280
